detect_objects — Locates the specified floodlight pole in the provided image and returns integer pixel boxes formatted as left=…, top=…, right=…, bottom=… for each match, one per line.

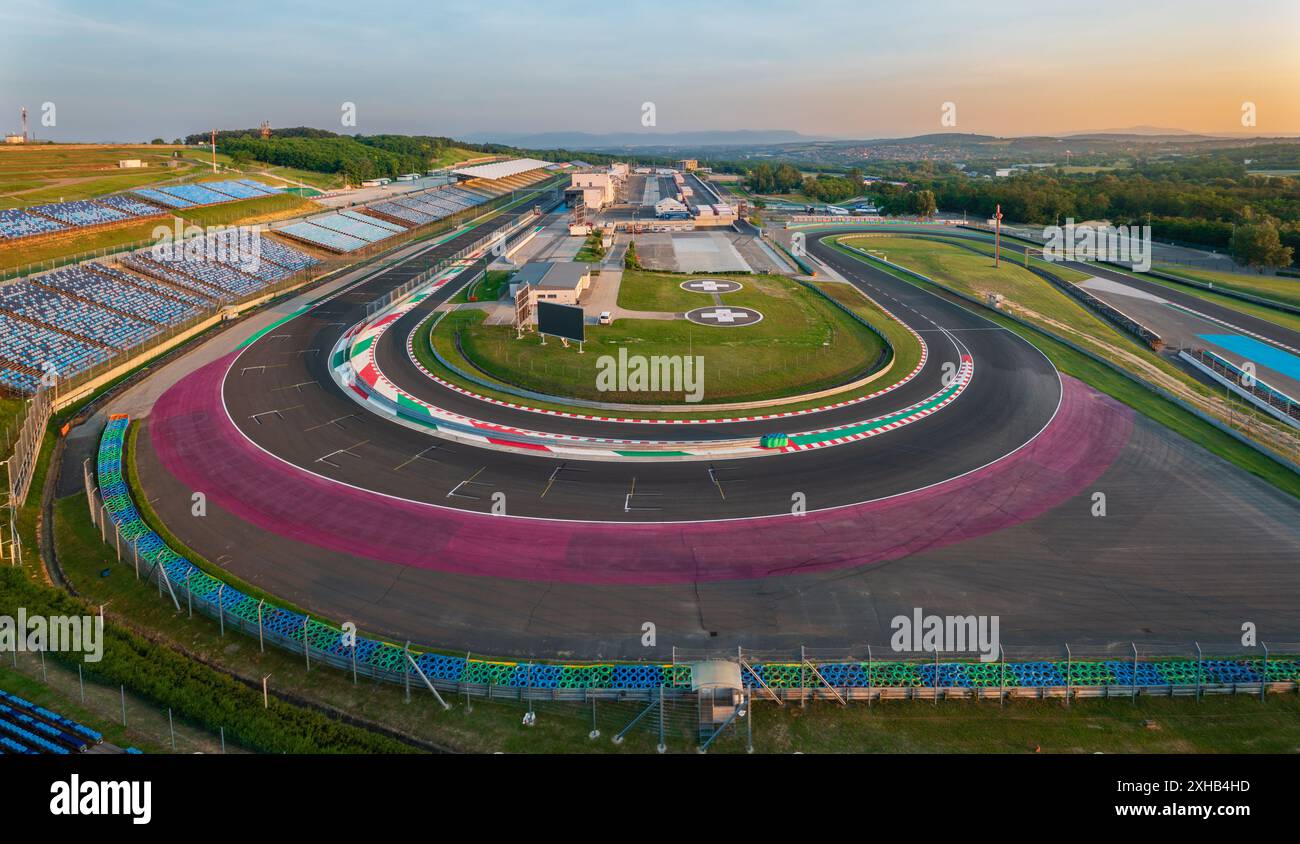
left=994, top=204, right=1003, bottom=268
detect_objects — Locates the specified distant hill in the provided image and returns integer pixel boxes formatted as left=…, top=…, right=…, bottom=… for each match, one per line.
left=462, top=129, right=824, bottom=149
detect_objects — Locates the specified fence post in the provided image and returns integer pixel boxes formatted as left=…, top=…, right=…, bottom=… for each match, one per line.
left=186, top=570, right=193, bottom=619
left=168, top=708, right=175, bottom=750
left=867, top=644, right=873, bottom=708
left=1131, top=642, right=1138, bottom=702
left=1065, top=644, right=1072, bottom=707
left=588, top=693, right=600, bottom=740
left=302, top=616, right=310, bottom=671
left=999, top=645, right=1006, bottom=708
left=78, top=664, right=84, bottom=703
left=800, top=645, right=807, bottom=708
left=121, top=685, right=126, bottom=726
left=217, top=584, right=225, bottom=636
left=1195, top=642, right=1202, bottom=703
left=1261, top=643, right=1269, bottom=701
left=403, top=641, right=411, bottom=703
left=658, top=685, right=666, bottom=754
left=746, top=687, right=754, bottom=754
left=257, top=599, right=264, bottom=652
left=464, top=651, right=472, bottom=712
left=933, top=650, right=939, bottom=706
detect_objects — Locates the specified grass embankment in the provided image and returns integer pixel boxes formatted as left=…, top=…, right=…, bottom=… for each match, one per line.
left=55, top=434, right=1300, bottom=754
left=1154, top=264, right=1300, bottom=309
left=0, top=664, right=168, bottom=753
left=946, top=228, right=1300, bottom=332
left=0, top=192, right=323, bottom=276
left=0, top=144, right=200, bottom=208
left=0, top=395, right=27, bottom=456
left=832, top=241, right=1300, bottom=499
left=0, top=422, right=414, bottom=752
left=452, top=269, right=511, bottom=304
left=1120, top=270, right=1300, bottom=335
left=572, top=230, right=606, bottom=263
left=838, top=235, right=1299, bottom=443
left=440, top=272, right=884, bottom=405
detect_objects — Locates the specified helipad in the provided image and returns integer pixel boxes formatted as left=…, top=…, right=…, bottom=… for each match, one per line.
left=680, top=278, right=743, bottom=294
left=684, top=305, right=764, bottom=326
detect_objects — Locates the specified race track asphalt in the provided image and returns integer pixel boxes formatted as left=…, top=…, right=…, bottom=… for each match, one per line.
left=128, top=224, right=1300, bottom=657
left=210, top=230, right=1063, bottom=520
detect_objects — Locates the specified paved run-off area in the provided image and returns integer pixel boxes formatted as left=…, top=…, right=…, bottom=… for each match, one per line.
left=125, top=223, right=1300, bottom=660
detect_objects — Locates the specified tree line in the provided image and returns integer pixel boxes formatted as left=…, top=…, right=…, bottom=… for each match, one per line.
left=742, top=151, right=1297, bottom=267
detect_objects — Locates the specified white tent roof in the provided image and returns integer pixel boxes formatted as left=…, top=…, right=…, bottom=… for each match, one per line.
left=452, top=158, right=551, bottom=181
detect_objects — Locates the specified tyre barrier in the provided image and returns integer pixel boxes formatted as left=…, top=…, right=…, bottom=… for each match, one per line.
left=97, top=415, right=1299, bottom=697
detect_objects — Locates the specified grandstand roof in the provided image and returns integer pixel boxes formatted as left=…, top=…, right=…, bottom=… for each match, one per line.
left=451, top=158, right=551, bottom=181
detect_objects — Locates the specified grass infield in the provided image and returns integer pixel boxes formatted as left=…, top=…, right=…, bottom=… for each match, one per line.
left=437, top=272, right=886, bottom=405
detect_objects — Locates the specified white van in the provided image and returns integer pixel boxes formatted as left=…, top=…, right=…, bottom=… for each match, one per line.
left=598, top=311, right=612, bottom=325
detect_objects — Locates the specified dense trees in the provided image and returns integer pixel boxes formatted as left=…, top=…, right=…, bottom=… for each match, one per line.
left=1231, top=210, right=1295, bottom=269
left=865, top=156, right=1300, bottom=261
left=208, top=132, right=469, bottom=183
left=746, top=162, right=804, bottom=194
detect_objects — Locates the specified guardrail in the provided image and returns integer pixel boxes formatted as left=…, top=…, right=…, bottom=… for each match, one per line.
left=916, top=231, right=1166, bottom=352
left=1181, top=348, right=1300, bottom=428
left=91, top=415, right=1299, bottom=707
left=831, top=239, right=1300, bottom=472
left=956, top=224, right=1300, bottom=317
left=362, top=191, right=560, bottom=317
left=1145, top=268, right=1300, bottom=316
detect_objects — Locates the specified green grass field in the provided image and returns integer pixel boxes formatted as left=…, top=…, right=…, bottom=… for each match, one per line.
left=439, top=272, right=885, bottom=405
left=417, top=299, right=920, bottom=421
left=47, top=473, right=1300, bottom=753
left=36, top=432, right=1296, bottom=755
left=0, top=144, right=204, bottom=208
left=1153, top=264, right=1300, bottom=309
left=842, top=235, right=1126, bottom=338
left=454, top=269, right=511, bottom=304
left=835, top=242, right=1300, bottom=499
left=0, top=268, right=1287, bottom=754
left=0, top=192, right=323, bottom=277
left=835, top=234, right=1276, bottom=412
left=1121, top=270, right=1300, bottom=335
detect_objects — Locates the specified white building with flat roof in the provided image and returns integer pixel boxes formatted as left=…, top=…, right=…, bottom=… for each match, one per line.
left=509, top=261, right=592, bottom=310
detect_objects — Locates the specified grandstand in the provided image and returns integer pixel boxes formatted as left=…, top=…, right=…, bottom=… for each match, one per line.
left=30, top=200, right=130, bottom=228
left=0, top=208, right=66, bottom=239
left=0, top=232, right=319, bottom=392
left=0, top=281, right=157, bottom=349
left=280, top=179, right=509, bottom=252
left=340, top=208, right=405, bottom=232
left=0, top=310, right=109, bottom=381
left=276, top=222, right=371, bottom=253
left=121, top=233, right=319, bottom=300
left=38, top=264, right=199, bottom=325
left=0, top=163, right=553, bottom=388
left=94, top=192, right=166, bottom=217
left=130, top=187, right=194, bottom=209
left=450, top=157, right=551, bottom=182
left=198, top=179, right=279, bottom=200
left=0, top=687, right=109, bottom=755
left=0, top=179, right=281, bottom=242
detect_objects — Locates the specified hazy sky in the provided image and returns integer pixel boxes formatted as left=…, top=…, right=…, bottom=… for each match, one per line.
left=2, top=0, right=1297, bottom=142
